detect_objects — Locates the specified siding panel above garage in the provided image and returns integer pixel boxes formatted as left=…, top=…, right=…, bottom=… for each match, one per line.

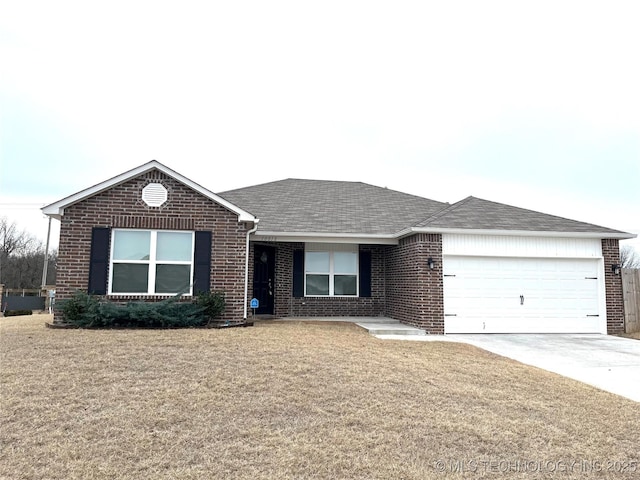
left=442, top=234, right=602, bottom=258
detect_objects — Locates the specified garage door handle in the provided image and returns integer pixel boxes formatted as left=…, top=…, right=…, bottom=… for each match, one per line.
left=520, top=295, right=524, bottom=305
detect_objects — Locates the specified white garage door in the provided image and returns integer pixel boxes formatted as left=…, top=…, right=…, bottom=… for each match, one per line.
left=443, top=256, right=603, bottom=333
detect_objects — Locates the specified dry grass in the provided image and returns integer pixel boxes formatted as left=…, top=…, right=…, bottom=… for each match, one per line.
left=1, top=315, right=639, bottom=479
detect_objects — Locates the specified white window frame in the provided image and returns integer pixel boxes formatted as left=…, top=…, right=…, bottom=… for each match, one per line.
left=304, top=245, right=359, bottom=297
left=109, top=229, right=195, bottom=295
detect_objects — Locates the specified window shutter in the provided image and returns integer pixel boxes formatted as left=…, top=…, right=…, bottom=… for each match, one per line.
left=193, top=231, right=212, bottom=294
left=359, top=250, right=372, bottom=297
left=292, top=249, right=304, bottom=297
left=88, top=227, right=111, bottom=295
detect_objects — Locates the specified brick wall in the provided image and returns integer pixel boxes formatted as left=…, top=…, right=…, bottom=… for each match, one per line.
left=247, top=242, right=386, bottom=318
left=602, top=238, right=624, bottom=334
left=252, top=238, right=441, bottom=326
left=273, top=242, right=299, bottom=318
left=55, top=170, right=249, bottom=323
left=385, top=233, right=443, bottom=333
left=290, top=244, right=385, bottom=317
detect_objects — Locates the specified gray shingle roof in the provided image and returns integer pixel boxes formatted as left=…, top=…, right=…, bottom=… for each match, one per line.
left=417, top=196, right=626, bottom=234
left=218, top=179, right=447, bottom=235
left=219, top=179, right=630, bottom=237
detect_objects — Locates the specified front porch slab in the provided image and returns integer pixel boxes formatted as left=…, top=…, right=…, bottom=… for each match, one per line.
left=356, top=321, right=427, bottom=336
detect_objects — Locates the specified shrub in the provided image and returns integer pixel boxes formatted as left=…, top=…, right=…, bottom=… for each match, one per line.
left=4, top=310, right=33, bottom=317
left=58, top=291, right=100, bottom=327
left=195, top=290, right=225, bottom=320
left=57, top=290, right=226, bottom=328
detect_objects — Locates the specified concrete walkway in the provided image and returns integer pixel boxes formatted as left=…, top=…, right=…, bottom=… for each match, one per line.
left=371, top=331, right=640, bottom=403
left=355, top=320, right=426, bottom=337
left=281, top=316, right=426, bottom=336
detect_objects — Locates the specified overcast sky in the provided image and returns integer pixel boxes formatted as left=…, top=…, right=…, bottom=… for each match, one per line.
left=1, top=1, right=638, bottom=251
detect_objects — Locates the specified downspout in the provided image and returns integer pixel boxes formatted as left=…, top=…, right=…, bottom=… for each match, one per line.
left=243, top=221, right=259, bottom=320
left=41, top=216, right=52, bottom=289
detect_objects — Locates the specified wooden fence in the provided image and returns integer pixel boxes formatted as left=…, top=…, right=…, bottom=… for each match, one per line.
left=622, top=269, right=640, bottom=333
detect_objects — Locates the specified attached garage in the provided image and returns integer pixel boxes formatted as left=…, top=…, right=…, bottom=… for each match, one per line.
left=443, top=234, right=607, bottom=334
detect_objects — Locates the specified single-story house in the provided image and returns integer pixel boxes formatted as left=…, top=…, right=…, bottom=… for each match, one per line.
left=43, top=160, right=635, bottom=334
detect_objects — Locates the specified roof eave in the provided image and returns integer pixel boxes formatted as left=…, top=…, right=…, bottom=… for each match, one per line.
left=41, top=160, right=256, bottom=223
left=252, top=227, right=636, bottom=244
left=253, top=230, right=399, bottom=245
left=399, top=227, right=636, bottom=240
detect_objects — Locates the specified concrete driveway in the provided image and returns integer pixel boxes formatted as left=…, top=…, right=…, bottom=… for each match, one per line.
left=375, top=332, right=640, bottom=402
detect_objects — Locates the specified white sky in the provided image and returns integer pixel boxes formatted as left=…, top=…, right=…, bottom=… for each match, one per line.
left=1, top=0, right=638, bottom=251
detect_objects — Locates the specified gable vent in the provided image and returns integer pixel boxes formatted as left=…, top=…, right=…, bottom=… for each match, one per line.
left=142, top=183, right=168, bottom=207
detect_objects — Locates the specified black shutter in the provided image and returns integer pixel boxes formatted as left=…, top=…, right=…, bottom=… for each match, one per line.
left=359, top=250, right=372, bottom=297
left=193, top=231, right=212, bottom=294
left=292, top=249, right=304, bottom=297
left=88, top=227, right=111, bottom=295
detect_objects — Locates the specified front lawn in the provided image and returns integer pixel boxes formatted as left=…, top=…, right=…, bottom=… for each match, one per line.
left=1, top=315, right=639, bottom=479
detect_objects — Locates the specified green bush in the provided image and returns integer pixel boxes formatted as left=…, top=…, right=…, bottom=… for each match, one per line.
left=57, top=290, right=226, bottom=328
left=4, top=310, right=33, bottom=317
left=58, top=291, right=100, bottom=327
left=195, top=290, right=225, bottom=320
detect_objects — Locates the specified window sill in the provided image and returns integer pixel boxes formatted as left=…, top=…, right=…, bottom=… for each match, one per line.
left=303, top=295, right=359, bottom=298
left=107, top=294, right=194, bottom=300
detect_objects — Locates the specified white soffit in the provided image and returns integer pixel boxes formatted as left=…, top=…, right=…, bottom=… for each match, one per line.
left=252, top=231, right=398, bottom=245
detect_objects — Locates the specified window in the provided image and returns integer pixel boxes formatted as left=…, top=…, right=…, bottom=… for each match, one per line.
left=110, top=229, right=194, bottom=295
left=305, top=249, right=358, bottom=296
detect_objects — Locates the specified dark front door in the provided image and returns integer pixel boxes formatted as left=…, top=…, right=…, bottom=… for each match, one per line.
left=253, top=245, right=275, bottom=315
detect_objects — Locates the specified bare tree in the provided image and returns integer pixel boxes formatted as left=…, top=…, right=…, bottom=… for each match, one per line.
left=620, top=245, right=640, bottom=269
left=0, top=216, right=38, bottom=285
left=3, top=246, right=57, bottom=288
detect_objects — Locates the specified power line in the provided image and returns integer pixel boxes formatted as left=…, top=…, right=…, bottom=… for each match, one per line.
left=0, top=203, right=47, bottom=209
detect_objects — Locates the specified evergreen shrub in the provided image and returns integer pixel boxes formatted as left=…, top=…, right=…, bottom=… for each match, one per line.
left=58, top=290, right=226, bottom=328
left=4, top=310, right=33, bottom=317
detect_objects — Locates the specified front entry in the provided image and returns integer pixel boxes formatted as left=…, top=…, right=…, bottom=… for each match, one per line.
left=253, top=245, right=275, bottom=315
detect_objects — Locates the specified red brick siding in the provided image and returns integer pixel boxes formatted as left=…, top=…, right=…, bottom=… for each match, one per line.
left=55, top=170, right=248, bottom=323
left=248, top=243, right=386, bottom=317
left=273, top=242, right=300, bottom=318
left=602, top=238, right=624, bottom=334
left=290, top=245, right=385, bottom=317
left=385, top=233, right=444, bottom=334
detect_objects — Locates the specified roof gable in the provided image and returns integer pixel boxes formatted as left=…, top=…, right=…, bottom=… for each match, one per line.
left=42, top=160, right=256, bottom=222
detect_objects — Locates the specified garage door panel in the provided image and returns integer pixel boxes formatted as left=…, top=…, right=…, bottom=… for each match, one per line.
left=444, top=256, right=602, bottom=334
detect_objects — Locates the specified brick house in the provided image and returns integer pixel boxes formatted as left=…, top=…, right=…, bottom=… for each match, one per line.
left=43, top=160, right=634, bottom=334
